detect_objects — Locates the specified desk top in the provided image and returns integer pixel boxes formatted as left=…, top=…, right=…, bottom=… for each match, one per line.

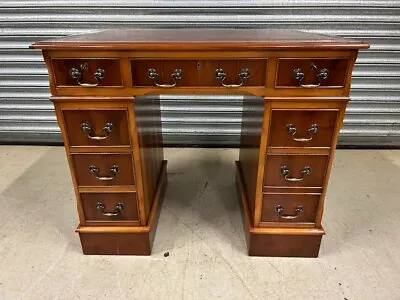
left=31, top=28, right=369, bottom=51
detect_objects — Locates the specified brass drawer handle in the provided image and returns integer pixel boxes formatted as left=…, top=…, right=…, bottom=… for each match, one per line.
left=275, top=205, right=304, bottom=220
left=148, top=68, right=183, bottom=88
left=292, top=63, right=329, bottom=88
left=216, top=68, right=250, bottom=88
left=280, top=165, right=312, bottom=182
left=96, top=202, right=124, bottom=217
left=286, top=123, right=319, bottom=142
left=81, top=122, right=113, bottom=140
left=69, top=63, right=105, bottom=87
left=89, top=164, right=119, bottom=181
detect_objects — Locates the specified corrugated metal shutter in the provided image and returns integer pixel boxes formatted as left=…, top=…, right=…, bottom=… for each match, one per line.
left=1, top=1, right=399, bottom=146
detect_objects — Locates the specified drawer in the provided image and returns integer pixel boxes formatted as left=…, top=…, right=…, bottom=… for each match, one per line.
left=261, top=193, right=319, bottom=223
left=62, top=109, right=131, bottom=147
left=81, top=192, right=139, bottom=222
left=51, top=58, right=123, bottom=87
left=72, top=153, right=135, bottom=186
left=131, top=59, right=267, bottom=87
left=275, top=58, right=348, bottom=88
left=269, top=109, right=338, bottom=148
left=264, top=154, right=328, bottom=187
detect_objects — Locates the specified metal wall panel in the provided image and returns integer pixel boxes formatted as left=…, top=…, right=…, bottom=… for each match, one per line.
left=0, top=1, right=399, bottom=146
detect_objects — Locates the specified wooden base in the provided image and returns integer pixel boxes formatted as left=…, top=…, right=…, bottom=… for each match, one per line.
left=76, top=160, right=168, bottom=255
left=235, top=161, right=324, bottom=257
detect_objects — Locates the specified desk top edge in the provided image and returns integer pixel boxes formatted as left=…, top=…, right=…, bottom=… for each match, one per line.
left=30, top=29, right=369, bottom=50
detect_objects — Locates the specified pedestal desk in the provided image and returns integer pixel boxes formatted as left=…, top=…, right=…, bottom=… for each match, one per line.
left=31, top=29, right=369, bottom=257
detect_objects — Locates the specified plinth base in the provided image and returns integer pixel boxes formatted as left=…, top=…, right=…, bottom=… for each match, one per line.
left=76, top=160, right=168, bottom=255
left=235, top=161, right=324, bottom=257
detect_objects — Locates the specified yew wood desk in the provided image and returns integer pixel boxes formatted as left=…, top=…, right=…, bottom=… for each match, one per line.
left=31, top=29, right=369, bottom=257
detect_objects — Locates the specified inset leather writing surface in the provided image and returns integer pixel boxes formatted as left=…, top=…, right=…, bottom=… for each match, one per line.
left=81, top=193, right=139, bottom=222
left=63, top=109, right=130, bottom=146
left=264, top=154, right=329, bottom=187
left=269, top=109, right=338, bottom=148
left=276, top=58, right=348, bottom=88
left=72, top=153, right=135, bottom=186
left=261, top=193, right=319, bottom=223
left=51, top=58, right=122, bottom=87
left=31, top=29, right=369, bottom=51
left=131, top=59, right=267, bottom=87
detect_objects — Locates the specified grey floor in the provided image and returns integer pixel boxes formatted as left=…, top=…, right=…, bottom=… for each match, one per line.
left=0, top=146, right=399, bottom=300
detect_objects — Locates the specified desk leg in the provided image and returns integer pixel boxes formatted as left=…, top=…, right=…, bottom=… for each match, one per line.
left=77, top=161, right=167, bottom=255
left=236, top=161, right=324, bottom=257
left=76, top=95, right=167, bottom=255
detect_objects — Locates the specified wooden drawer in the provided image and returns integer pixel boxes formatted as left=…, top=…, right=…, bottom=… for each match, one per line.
left=62, top=109, right=131, bottom=147
left=275, top=58, right=348, bottom=88
left=81, top=192, right=139, bottom=222
left=72, top=153, right=135, bottom=186
left=131, top=59, right=267, bottom=87
left=264, top=154, right=328, bottom=187
left=261, top=193, right=319, bottom=223
left=51, top=58, right=123, bottom=87
left=268, top=109, right=338, bottom=148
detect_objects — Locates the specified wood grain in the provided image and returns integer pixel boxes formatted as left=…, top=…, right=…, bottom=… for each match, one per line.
left=315, top=101, right=348, bottom=226
left=62, top=109, right=130, bottom=147
left=238, top=95, right=264, bottom=223
left=51, top=58, right=122, bottom=87
left=275, top=58, right=348, bottom=87
left=33, top=29, right=367, bottom=257
left=77, top=160, right=167, bottom=255
left=236, top=161, right=324, bottom=257
left=81, top=192, right=139, bottom=222
left=72, top=153, right=135, bottom=187
left=261, top=193, right=319, bottom=223
left=134, top=95, right=164, bottom=222
left=264, top=154, right=329, bottom=188
left=268, top=109, right=339, bottom=148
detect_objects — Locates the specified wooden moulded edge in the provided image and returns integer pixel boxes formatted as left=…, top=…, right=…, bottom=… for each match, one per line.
left=29, top=41, right=370, bottom=51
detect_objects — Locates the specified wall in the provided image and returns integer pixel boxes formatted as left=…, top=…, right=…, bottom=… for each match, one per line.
left=0, top=1, right=399, bottom=146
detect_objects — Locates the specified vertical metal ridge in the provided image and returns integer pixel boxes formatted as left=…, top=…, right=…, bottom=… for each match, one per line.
left=0, top=2, right=398, bottom=146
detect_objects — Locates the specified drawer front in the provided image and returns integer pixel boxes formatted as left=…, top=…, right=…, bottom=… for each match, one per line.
left=72, top=153, right=135, bottom=186
left=269, top=109, right=338, bottom=148
left=131, top=59, right=267, bottom=87
left=63, top=109, right=131, bottom=147
left=81, top=192, right=139, bottom=222
left=276, top=58, right=348, bottom=88
left=261, top=193, right=319, bottom=223
left=264, top=154, right=328, bottom=187
left=51, top=58, right=122, bottom=87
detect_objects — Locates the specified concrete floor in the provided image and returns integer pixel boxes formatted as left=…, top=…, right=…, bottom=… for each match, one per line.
left=0, top=146, right=399, bottom=300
